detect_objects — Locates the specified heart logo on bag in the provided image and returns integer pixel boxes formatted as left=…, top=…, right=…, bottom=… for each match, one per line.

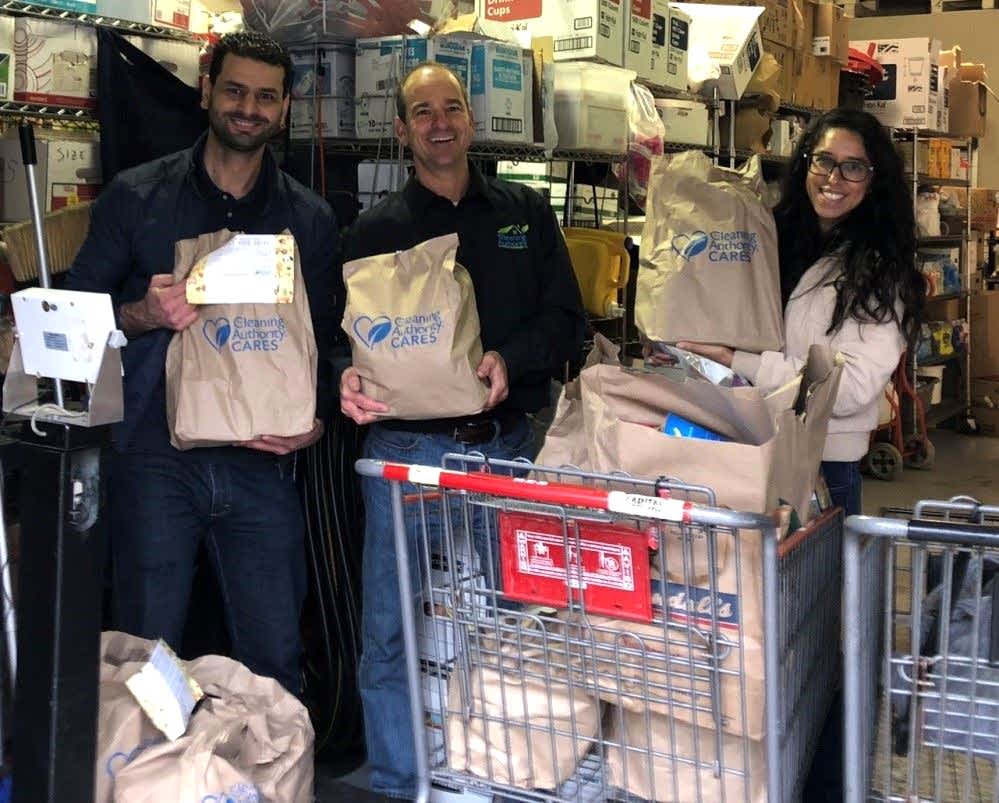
left=353, top=315, right=392, bottom=349
left=671, top=231, right=709, bottom=260
left=203, top=317, right=232, bottom=352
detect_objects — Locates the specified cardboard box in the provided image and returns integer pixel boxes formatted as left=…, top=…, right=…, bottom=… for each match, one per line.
left=479, top=0, right=626, bottom=66
left=764, top=40, right=794, bottom=101
left=646, top=2, right=690, bottom=92
left=354, top=36, right=434, bottom=139
left=655, top=97, right=709, bottom=144
left=812, top=3, right=848, bottom=65
left=124, top=35, right=200, bottom=87
left=720, top=106, right=774, bottom=152
left=97, top=0, right=191, bottom=29
left=852, top=37, right=940, bottom=129
left=758, top=0, right=792, bottom=48
left=33, top=0, right=95, bottom=12
left=626, top=0, right=656, bottom=81
left=13, top=18, right=97, bottom=108
left=0, top=135, right=101, bottom=223
left=951, top=188, right=999, bottom=231
left=673, top=3, right=764, bottom=100
left=289, top=45, right=356, bottom=139
left=949, top=77, right=987, bottom=139
left=471, top=40, right=528, bottom=142
left=431, top=35, right=473, bottom=87
left=970, top=289, right=999, bottom=376
left=794, top=52, right=839, bottom=110
left=929, top=138, right=951, bottom=178
left=951, top=146, right=969, bottom=180
left=0, top=16, right=14, bottom=102
left=290, top=96, right=356, bottom=139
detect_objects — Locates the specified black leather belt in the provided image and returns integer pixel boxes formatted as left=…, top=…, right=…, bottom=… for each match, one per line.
left=379, top=413, right=521, bottom=445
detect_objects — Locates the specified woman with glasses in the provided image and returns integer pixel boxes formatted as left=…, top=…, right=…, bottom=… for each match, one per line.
left=681, top=107, right=924, bottom=518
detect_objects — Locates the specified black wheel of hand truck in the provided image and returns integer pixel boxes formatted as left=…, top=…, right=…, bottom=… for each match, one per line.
left=868, top=442, right=903, bottom=481
left=904, top=436, right=936, bottom=470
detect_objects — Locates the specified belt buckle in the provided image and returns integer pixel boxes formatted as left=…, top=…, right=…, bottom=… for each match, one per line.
left=452, top=420, right=492, bottom=445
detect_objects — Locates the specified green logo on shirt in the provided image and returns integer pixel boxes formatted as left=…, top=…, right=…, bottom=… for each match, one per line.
left=497, top=223, right=529, bottom=250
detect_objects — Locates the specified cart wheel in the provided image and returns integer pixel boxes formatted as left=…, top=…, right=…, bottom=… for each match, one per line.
left=868, top=443, right=903, bottom=481
left=905, top=437, right=936, bottom=470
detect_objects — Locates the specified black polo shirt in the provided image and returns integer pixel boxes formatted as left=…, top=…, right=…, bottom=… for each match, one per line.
left=340, top=164, right=585, bottom=417
left=68, top=133, right=338, bottom=452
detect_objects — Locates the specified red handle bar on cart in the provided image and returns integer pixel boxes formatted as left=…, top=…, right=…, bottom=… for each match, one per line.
left=354, top=459, right=775, bottom=529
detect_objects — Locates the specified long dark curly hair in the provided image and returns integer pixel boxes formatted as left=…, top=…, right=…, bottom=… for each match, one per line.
left=774, top=108, right=923, bottom=347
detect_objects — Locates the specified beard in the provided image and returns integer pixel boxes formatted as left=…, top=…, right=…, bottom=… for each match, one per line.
left=207, top=105, right=282, bottom=153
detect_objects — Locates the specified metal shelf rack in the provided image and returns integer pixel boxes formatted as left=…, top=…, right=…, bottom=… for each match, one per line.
left=0, top=100, right=98, bottom=129
left=0, top=1, right=201, bottom=41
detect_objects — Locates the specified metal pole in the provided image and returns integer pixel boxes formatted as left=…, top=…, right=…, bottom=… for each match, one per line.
left=0, top=469, right=16, bottom=688
left=842, top=523, right=862, bottom=803
left=18, top=123, right=64, bottom=409
left=762, top=524, right=782, bottom=803
left=391, top=482, right=430, bottom=803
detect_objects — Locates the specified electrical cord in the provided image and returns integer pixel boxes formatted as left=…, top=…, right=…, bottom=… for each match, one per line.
left=28, top=404, right=86, bottom=436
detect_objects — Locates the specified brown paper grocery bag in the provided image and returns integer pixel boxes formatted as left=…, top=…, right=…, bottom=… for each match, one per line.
left=165, top=229, right=317, bottom=450
left=564, top=351, right=841, bottom=738
left=535, top=333, right=621, bottom=469
left=342, top=233, right=489, bottom=420
left=636, top=150, right=783, bottom=352
left=95, top=632, right=165, bottom=803
left=446, top=655, right=599, bottom=790
left=605, top=706, right=767, bottom=803
left=113, top=654, right=314, bottom=803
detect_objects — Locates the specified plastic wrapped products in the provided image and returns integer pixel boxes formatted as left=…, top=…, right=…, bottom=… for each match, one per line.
left=241, top=0, right=454, bottom=44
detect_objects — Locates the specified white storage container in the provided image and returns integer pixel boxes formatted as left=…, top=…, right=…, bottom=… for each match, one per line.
left=552, top=63, right=634, bottom=153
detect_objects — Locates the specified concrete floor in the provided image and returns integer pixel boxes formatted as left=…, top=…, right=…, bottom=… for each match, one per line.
left=862, top=428, right=998, bottom=515
left=314, top=428, right=999, bottom=803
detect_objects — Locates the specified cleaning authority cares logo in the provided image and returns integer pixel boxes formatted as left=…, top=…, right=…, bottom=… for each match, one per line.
left=202, top=315, right=287, bottom=353
left=672, top=230, right=759, bottom=263
left=354, top=312, right=444, bottom=349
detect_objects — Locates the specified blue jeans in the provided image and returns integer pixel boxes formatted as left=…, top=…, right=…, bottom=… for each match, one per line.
left=359, top=418, right=536, bottom=799
left=108, top=449, right=307, bottom=693
left=821, top=459, right=863, bottom=517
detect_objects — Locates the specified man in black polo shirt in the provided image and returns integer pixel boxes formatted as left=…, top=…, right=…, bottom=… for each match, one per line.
left=339, top=62, right=585, bottom=800
left=67, top=32, right=337, bottom=694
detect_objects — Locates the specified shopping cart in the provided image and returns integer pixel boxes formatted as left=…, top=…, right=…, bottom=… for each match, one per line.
left=356, top=456, right=843, bottom=803
left=843, top=499, right=999, bottom=803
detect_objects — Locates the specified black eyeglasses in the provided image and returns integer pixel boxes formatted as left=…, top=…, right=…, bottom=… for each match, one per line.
left=806, top=153, right=874, bottom=183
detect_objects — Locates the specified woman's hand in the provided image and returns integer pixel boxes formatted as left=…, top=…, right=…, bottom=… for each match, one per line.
left=676, top=341, right=735, bottom=368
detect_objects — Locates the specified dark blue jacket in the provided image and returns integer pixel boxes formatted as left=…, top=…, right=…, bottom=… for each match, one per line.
left=67, top=134, right=338, bottom=452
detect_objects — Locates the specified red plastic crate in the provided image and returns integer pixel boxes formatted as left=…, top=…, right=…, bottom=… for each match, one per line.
left=499, top=511, right=653, bottom=622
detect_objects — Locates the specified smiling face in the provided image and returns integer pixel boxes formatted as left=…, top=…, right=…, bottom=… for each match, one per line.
left=394, top=64, right=474, bottom=180
left=806, top=127, right=873, bottom=233
left=202, top=53, right=288, bottom=153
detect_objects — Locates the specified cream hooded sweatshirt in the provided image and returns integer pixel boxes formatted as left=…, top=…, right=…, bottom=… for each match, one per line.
left=731, top=256, right=906, bottom=462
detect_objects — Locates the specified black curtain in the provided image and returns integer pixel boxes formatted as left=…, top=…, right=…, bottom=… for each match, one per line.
left=96, top=28, right=207, bottom=183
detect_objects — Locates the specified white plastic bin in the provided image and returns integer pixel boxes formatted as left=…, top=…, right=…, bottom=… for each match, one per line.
left=552, top=63, right=635, bottom=153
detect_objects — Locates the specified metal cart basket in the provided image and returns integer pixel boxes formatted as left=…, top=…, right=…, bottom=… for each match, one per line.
left=357, top=456, right=843, bottom=803
left=843, top=499, right=999, bottom=803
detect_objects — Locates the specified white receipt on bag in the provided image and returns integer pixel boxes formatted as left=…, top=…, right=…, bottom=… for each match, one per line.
left=124, top=640, right=204, bottom=740
left=185, top=233, right=296, bottom=305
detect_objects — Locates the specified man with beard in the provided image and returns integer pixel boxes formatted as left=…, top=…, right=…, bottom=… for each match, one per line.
left=67, top=32, right=336, bottom=693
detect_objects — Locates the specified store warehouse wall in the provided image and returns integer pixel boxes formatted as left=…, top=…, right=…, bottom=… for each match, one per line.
left=850, top=10, right=999, bottom=187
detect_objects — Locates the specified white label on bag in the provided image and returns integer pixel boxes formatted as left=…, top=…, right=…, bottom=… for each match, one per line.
left=607, top=491, right=690, bottom=521
left=186, top=233, right=295, bottom=305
